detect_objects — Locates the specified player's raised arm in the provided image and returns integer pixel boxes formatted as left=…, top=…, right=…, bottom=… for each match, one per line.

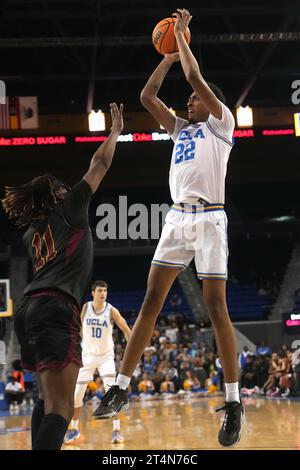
left=174, top=9, right=222, bottom=120
left=111, top=308, right=131, bottom=342
left=83, top=103, right=123, bottom=194
left=140, top=54, right=179, bottom=134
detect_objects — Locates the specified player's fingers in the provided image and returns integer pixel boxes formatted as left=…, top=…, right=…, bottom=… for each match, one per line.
left=110, top=102, right=117, bottom=120
left=119, top=103, right=124, bottom=116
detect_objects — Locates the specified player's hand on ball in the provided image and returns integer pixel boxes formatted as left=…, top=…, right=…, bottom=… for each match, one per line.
left=110, top=102, right=124, bottom=136
left=164, top=52, right=180, bottom=64
left=173, top=8, right=192, bottom=35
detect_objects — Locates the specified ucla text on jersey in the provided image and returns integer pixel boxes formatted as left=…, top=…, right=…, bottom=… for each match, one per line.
left=175, top=128, right=205, bottom=165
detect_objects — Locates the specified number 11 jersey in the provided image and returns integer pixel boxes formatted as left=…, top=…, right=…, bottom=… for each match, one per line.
left=23, top=179, right=93, bottom=309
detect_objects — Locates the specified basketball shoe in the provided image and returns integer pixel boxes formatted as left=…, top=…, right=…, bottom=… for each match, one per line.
left=64, top=429, right=80, bottom=444
left=112, top=430, right=124, bottom=444
left=93, top=385, right=129, bottom=419
left=216, top=399, right=244, bottom=447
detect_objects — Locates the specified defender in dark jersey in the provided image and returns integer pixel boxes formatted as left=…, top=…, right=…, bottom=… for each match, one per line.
left=1, top=103, right=123, bottom=450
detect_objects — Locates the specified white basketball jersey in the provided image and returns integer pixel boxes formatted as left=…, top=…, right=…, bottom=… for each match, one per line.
left=169, top=103, right=235, bottom=204
left=81, top=301, right=114, bottom=355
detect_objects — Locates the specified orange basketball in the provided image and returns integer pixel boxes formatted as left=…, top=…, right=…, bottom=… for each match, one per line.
left=152, top=17, right=191, bottom=55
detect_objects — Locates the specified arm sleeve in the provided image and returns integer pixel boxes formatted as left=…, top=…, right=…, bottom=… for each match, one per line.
left=207, top=103, right=235, bottom=137
left=62, top=179, right=93, bottom=228
left=169, top=117, right=190, bottom=142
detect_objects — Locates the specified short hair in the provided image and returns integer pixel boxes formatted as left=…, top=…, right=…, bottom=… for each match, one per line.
left=91, top=280, right=108, bottom=291
left=207, top=82, right=226, bottom=104
left=2, top=174, right=69, bottom=228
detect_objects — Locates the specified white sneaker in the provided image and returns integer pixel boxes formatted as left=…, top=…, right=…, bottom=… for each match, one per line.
left=112, top=430, right=124, bottom=444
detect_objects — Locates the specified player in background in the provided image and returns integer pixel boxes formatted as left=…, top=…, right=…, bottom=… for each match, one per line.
left=94, top=10, right=243, bottom=448
left=2, top=103, right=123, bottom=450
left=64, top=280, right=131, bottom=444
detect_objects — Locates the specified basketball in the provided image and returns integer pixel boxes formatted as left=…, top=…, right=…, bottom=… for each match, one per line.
left=152, top=17, right=191, bottom=55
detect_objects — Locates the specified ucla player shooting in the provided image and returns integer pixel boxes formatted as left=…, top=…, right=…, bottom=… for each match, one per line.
left=64, top=280, right=131, bottom=444
left=94, top=8, right=243, bottom=448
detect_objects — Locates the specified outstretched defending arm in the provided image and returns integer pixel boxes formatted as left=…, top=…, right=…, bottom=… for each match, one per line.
left=83, top=103, right=123, bottom=193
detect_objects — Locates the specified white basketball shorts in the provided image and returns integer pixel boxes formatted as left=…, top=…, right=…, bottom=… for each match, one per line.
left=77, top=349, right=116, bottom=383
left=152, top=203, right=228, bottom=280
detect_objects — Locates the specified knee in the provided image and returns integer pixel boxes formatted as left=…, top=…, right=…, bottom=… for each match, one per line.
left=204, top=297, right=228, bottom=324
left=45, top=398, right=74, bottom=422
left=141, top=286, right=166, bottom=316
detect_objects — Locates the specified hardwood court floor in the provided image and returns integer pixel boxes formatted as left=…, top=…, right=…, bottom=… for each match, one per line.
left=1, top=396, right=300, bottom=450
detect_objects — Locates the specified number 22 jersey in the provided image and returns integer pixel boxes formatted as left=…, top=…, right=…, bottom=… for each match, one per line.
left=169, top=102, right=235, bottom=205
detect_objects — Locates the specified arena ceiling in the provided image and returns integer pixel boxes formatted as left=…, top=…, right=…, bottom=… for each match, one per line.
left=0, top=0, right=300, bottom=113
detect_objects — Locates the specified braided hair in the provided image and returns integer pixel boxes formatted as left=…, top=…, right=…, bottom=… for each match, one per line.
left=2, top=174, right=69, bottom=228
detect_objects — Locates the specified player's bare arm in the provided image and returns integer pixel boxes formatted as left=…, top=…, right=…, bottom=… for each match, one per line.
left=83, top=103, right=123, bottom=193
left=140, top=55, right=180, bottom=134
left=173, top=9, right=222, bottom=120
left=80, top=303, right=88, bottom=323
left=111, top=307, right=131, bottom=342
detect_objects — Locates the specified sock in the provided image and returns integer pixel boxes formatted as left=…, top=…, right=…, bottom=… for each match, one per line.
left=32, top=413, right=69, bottom=450
left=225, top=382, right=240, bottom=403
left=113, top=419, right=120, bottom=431
left=116, top=374, right=131, bottom=390
left=31, top=399, right=44, bottom=447
left=70, top=419, right=79, bottom=431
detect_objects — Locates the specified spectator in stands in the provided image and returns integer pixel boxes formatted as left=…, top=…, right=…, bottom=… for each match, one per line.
left=156, top=355, right=169, bottom=375
left=183, top=371, right=200, bottom=392
left=138, top=373, right=155, bottom=395
left=188, top=342, right=198, bottom=359
left=254, top=355, right=269, bottom=389
left=241, top=355, right=256, bottom=389
left=178, top=361, right=193, bottom=388
left=178, top=323, right=192, bottom=344
left=193, top=355, right=207, bottom=388
left=151, top=367, right=165, bottom=393
left=239, top=346, right=251, bottom=369
left=176, top=347, right=192, bottom=364
left=215, top=355, right=224, bottom=391
left=160, top=375, right=175, bottom=394
left=142, top=350, right=157, bottom=374
left=261, top=352, right=280, bottom=393
left=24, top=369, right=35, bottom=406
left=257, top=341, right=272, bottom=356
left=5, top=376, right=24, bottom=411
left=163, top=361, right=179, bottom=391
left=85, top=378, right=99, bottom=401
left=165, top=321, right=179, bottom=344
left=169, top=343, right=179, bottom=363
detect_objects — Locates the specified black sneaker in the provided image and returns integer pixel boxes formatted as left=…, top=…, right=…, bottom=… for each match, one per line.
left=93, top=385, right=129, bottom=420
left=216, top=399, right=244, bottom=447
